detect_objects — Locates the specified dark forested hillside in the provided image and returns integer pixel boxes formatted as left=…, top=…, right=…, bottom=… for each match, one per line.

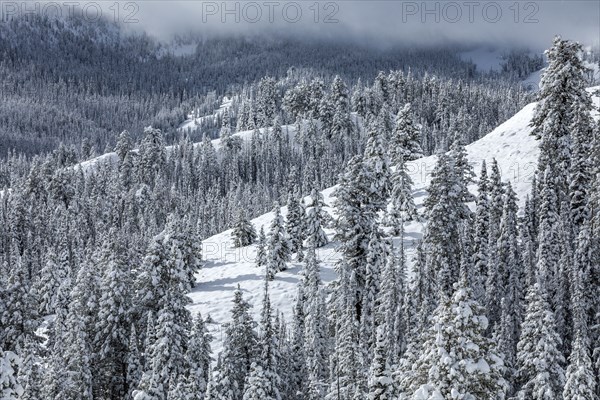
left=0, top=14, right=536, bottom=158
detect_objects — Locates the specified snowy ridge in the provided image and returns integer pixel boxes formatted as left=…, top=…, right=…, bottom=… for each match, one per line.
left=192, top=87, right=600, bottom=357
left=76, top=122, right=298, bottom=173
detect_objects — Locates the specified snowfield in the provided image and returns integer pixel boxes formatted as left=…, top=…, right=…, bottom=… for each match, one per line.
left=191, top=88, right=600, bottom=357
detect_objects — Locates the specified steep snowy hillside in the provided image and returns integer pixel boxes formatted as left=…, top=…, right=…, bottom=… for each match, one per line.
left=191, top=87, right=600, bottom=357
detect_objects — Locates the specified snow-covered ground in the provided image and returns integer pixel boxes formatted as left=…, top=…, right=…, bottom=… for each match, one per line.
left=191, top=87, right=600, bottom=357
left=178, top=97, right=233, bottom=131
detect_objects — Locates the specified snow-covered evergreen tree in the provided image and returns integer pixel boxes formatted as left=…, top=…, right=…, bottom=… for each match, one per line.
left=360, top=231, right=386, bottom=359
left=403, top=279, right=508, bottom=399
left=422, top=152, right=462, bottom=296
left=326, top=272, right=362, bottom=399
left=304, top=189, right=330, bottom=248
left=232, top=207, right=257, bottom=248
left=303, top=246, right=328, bottom=399
left=127, top=324, right=143, bottom=399
left=266, top=204, right=291, bottom=279
left=242, top=363, right=279, bottom=400
left=186, top=313, right=213, bottom=400
left=531, top=36, right=594, bottom=205
left=0, top=348, right=23, bottom=400
left=333, top=155, right=376, bottom=319
left=254, top=277, right=281, bottom=399
left=17, top=338, right=42, bottom=400
left=562, top=267, right=597, bottom=400
left=285, top=193, right=304, bottom=256
left=94, top=230, right=133, bottom=399
left=515, top=283, right=565, bottom=400
left=367, top=326, right=394, bottom=400
left=450, top=137, right=476, bottom=214
left=390, top=103, right=423, bottom=163
left=362, top=130, right=391, bottom=215
left=472, top=160, right=490, bottom=302
left=388, top=155, right=418, bottom=228
left=256, top=227, right=268, bottom=268
left=213, top=286, right=257, bottom=399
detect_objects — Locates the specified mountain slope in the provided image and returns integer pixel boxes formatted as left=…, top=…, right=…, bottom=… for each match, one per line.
left=190, top=87, right=600, bottom=357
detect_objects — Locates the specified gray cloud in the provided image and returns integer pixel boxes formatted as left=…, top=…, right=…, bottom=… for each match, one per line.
left=18, top=1, right=600, bottom=50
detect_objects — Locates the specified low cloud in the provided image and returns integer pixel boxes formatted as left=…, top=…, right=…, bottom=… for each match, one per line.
left=8, top=1, right=600, bottom=50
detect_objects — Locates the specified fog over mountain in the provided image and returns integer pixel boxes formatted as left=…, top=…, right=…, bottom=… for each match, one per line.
left=128, top=0, right=599, bottom=49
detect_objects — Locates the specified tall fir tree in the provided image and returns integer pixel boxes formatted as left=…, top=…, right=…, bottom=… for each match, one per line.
left=402, top=279, right=508, bottom=399
left=266, top=204, right=291, bottom=280
left=515, top=283, right=565, bottom=400
left=303, top=246, right=328, bottom=399
left=389, top=103, right=423, bottom=163
left=422, top=153, right=462, bottom=296
left=304, top=189, right=330, bottom=248
left=472, top=160, right=490, bottom=302
left=285, top=193, right=305, bottom=256
left=387, top=155, right=418, bottom=229
left=531, top=37, right=594, bottom=205
left=232, top=207, right=257, bottom=248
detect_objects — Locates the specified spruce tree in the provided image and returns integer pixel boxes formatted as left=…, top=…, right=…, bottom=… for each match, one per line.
left=515, top=283, right=565, bottom=400
left=232, top=207, right=257, bottom=248
left=285, top=193, right=304, bottom=256
left=256, top=227, right=267, bottom=268
left=450, top=137, right=476, bottom=214
left=17, top=338, right=42, bottom=400
left=388, top=155, right=418, bottom=229
left=0, top=347, right=23, bottom=400
left=404, top=279, right=507, bottom=399
left=531, top=37, right=594, bottom=203
left=472, top=160, right=490, bottom=302
left=367, top=326, right=394, bottom=400
left=536, top=167, right=561, bottom=303
left=390, top=103, right=423, bottom=163
left=422, top=153, right=462, bottom=296
left=360, top=231, right=386, bottom=359
left=563, top=268, right=597, bottom=400
left=333, top=155, right=375, bottom=319
left=304, top=189, right=330, bottom=248
left=289, top=285, right=307, bottom=399
left=488, top=158, right=505, bottom=243
left=326, top=272, right=362, bottom=399
left=186, top=313, right=213, bottom=400
left=266, top=204, right=291, bottom=279
left=127, top=324, right=143, bottom=399
left=216, top=286, right=257, bottom=399
left=362, top=130, right=391, bottom=215
left=255, top=278, right=281, bottom=399
left=94, top=231, right=133, bottom=399
left=242, top=363, right=280, bottom=400
left=303, top=246, right=328, bottom=399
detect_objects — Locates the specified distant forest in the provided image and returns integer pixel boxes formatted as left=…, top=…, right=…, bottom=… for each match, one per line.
left=0, top=14, right=544, bottom=158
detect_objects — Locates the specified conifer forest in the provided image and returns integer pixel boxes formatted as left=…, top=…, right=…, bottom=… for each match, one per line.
left=0, top=2, right=599, bottom=399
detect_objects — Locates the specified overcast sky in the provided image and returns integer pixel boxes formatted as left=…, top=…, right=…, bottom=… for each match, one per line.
left=118, top=1, right=598, bottom=49
left=17, top=1, right=598, bottom=50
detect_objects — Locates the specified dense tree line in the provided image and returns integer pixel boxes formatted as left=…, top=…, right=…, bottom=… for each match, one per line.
left=213, top=37, right=600, bottom=399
